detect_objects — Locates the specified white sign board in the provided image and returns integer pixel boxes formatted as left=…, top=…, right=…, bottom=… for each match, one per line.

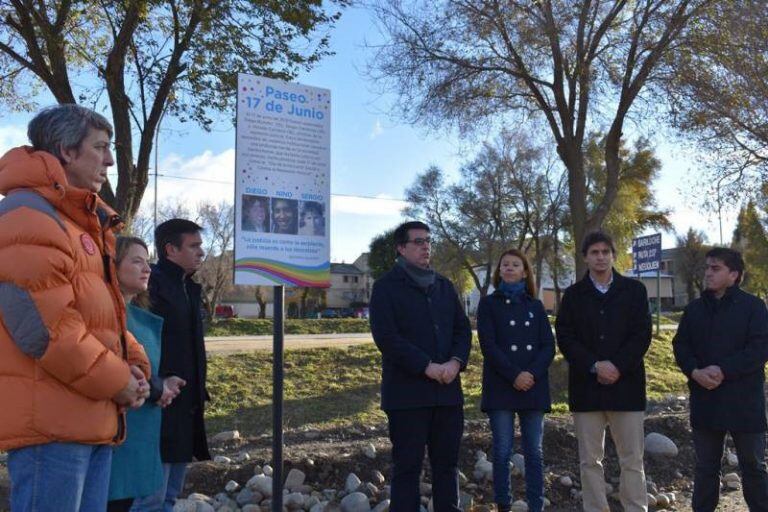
left=234, top=73, right=331, bottom=287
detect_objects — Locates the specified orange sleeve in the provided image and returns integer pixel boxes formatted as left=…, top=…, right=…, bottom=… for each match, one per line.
left=0, top=212, right=131, bottom=400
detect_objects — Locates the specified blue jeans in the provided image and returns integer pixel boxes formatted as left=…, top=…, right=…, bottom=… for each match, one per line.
left=487, top=410, right=544, bottom=512
left=130, top=463, right=187, bottom=512
left=8, top=442, right=112, bottom=512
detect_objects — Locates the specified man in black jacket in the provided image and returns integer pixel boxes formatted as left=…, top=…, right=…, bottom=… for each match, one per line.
left=369, top=221, right=472, bottom=512
left=556, top=231, right=652, bottom=512
left=673, top=247, right=768, bottom=512
left=132, top=218, right=211, bottom=512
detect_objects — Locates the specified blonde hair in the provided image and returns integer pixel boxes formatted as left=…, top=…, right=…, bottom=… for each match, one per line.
left=492, top=248, right=537, bottom=298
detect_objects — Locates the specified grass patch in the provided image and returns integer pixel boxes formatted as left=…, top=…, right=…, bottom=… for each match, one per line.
left=205, top=332, right=689, bottom=436
left=645, top=332, right=688, bottom=397
left=656, top=313, right=679, bottom=326
left=663, top=311, right=684, bottom=323
left=207, top=318, right=371, bottom=336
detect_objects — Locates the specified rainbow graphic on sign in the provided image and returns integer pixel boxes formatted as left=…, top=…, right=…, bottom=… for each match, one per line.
left=235, top=258, right=330, bottom=287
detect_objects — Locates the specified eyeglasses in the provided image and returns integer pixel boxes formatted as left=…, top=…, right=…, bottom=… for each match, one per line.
left=407, top=237, right=432, bottom=246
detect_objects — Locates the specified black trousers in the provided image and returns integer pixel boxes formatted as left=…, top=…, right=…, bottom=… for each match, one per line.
left=692, top=428, right=768, bottom=512
left=386, top=405, right=464, bottom=512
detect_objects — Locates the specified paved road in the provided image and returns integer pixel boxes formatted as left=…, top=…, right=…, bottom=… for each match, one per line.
left=205, top=333, right=373, bottom=354
left=205, top=324, right=679, bottom=355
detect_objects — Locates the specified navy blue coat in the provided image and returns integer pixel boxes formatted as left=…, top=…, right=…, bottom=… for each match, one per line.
left=150, top=258, right=211, bottom=463
left=555, top=271, right=652, bottom=412
left=673, top=286, right=768, bottom=432
left=369, top=265, right=472, bottom=411
left=477, top=291, right=555, bottom=412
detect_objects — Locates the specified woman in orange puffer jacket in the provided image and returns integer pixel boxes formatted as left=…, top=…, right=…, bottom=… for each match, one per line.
left=0, top=105, right=150, bottom=512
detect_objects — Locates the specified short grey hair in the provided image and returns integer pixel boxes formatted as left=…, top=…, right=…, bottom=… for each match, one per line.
left=27, top=104, right=113, bottom=162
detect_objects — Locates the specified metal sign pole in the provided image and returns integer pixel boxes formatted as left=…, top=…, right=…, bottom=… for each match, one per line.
left=656, top=267, right=661, bottom=336
left=272, top=285, right=284, bottom=511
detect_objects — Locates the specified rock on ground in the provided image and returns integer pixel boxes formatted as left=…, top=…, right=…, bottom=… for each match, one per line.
left=645, top=432, right=678, bottom=457
left=345, top=473, right=362, bottom=494
left=340, top=492, right=371, bottom=512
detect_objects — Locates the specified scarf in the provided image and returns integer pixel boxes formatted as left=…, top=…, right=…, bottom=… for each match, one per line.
left=396, top=256, right=435, bottom=291
left=498, top=280, right=526, bottom=301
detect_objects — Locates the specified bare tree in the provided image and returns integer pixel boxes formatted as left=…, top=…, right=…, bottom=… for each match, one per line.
left=667, top=0, right=768, bottom=200
left=196, top=201, right=235, bottom=316
left=405, top=133, right=565, bottom=296
left=122, top=198, right=193, bottom=254
left=370, top=0, right=712, bottom=274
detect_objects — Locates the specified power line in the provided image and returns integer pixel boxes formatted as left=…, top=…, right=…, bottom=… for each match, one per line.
left=107, top=171, right=407, bottom=201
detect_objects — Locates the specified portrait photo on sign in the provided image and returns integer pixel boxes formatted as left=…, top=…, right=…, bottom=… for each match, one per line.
left=271, top=197, right=299, bottom=235
left=298, top=201, right=326, bottom=237
left=241, top=194, right=270, bottom=233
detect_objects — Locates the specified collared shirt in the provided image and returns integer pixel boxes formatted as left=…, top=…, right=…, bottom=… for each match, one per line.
left=590, top=272, right=613, bottom=294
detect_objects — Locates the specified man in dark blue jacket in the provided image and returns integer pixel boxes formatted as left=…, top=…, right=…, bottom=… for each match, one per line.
left=673, top=247, right=768, bottom=512
left=370, top=221, right=472, bottom=512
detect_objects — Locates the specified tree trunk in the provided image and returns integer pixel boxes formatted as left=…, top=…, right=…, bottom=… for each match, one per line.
left=686, top=280, right=696, bottom=303
left=256, top=289, right=267, bottom=319
left=564, top=147, right=589, bottom=278
left=300, top=288, right=310, bottom=317
left=533, top=236, right=543, bottom=293
left=552, top=233, right=563, bottom=314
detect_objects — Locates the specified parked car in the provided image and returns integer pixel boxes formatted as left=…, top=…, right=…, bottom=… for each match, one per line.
left=354, top=307, right=370, bottom=319
left=214, top=304, right=237, bottom=319
left=320, top=308, right=341, bottom=318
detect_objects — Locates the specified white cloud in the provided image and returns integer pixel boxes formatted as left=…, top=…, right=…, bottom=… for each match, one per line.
left=369, top=119, right=384, bottom=140
left=139, top=149, right=236, bottom=209
left=331, top=194, right=406, bottom=216
left=0, top=124, right=28, bottom=155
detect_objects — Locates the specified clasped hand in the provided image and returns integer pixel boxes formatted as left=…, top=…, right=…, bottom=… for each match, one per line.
left=513, top=371, right=535, bottom=391
left=425, top=360, right=461, bottom=384
left=157, top=376, right=186, bottom=408
left=692, top=365, right=724, bottom=390
left=113, top=365, right=151, bottom=408
left=595, top=360, right=621, bottom=385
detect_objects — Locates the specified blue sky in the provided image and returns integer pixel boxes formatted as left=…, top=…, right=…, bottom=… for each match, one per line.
left=0, top=5, right=736, bottom=263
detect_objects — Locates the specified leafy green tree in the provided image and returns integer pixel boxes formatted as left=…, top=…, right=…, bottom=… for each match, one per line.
left=584, top=134, right=671, bottom=270
left=732, top=202, right=768, bottom=299
left=0, top=0, right=348, bottom=222
left=368, top=228, right=397, bottom=280
left=675, top=228, right=709, bottom=303
left=369, top=0, right=712, bottom=275
left=429, top=239, right=473, bottom=297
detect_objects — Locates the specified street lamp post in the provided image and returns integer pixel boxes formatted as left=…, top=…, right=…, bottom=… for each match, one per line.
left=153, top=107, right=167, bottom=232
